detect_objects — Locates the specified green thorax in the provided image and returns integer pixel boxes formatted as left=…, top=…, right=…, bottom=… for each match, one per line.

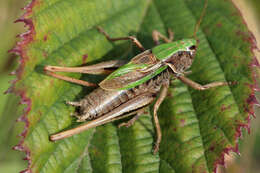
left=152, top=38, right=196, bottom=60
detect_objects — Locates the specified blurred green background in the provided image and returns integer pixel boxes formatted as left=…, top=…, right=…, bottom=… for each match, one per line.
left=0, top=0, right=259, bottom=172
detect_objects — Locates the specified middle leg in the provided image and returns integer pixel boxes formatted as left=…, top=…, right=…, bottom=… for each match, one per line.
left=44, top=60, right=126, bottom=74
left=44, top=60, right=126, bottom=87
left=153, top=82, right=170, bottom=154
left=118, top=107, right=146, bottom=128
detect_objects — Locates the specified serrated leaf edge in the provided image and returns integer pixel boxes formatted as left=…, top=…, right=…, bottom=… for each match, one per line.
left=8, top=0, right=39, bottom=173
left=212, top=1, right=260, bottom=172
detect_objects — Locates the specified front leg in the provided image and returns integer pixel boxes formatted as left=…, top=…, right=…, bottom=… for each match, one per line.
left=152, top=29, right=174, bottom=45
left=177, top=75, right=231, bottom=90
left=97, top=26, right=145, bottom=51
left=153, top=82, right=170, bottom=154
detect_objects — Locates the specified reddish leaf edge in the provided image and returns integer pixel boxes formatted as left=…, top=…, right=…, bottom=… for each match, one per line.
left=6, top=0, right=260, bottom=173
left=7, top=0, right=39, bottom=173
left=213, top=1, right=260, bottom=172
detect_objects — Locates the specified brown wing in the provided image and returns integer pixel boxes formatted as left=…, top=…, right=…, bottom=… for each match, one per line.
left=99, top=50, right=159, bottom=90
left=130, top=50, right=157, bottom=65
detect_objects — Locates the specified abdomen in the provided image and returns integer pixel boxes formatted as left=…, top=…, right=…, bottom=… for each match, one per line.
left=78, top=69, right=170, bottom=120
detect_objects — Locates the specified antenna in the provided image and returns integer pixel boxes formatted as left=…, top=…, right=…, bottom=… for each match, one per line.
left=193, top=0, right=208, bottom=45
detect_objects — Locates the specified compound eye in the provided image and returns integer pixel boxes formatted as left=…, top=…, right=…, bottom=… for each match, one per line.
left=189, top=45, right=196, bottom=50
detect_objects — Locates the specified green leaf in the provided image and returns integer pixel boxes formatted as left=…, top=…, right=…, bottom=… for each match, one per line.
left=13, top=0, right=258, bottom=173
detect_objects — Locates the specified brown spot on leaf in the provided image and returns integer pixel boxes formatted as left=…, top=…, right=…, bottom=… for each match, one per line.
left=43, top=35, right=48, bottom=41
left=42, top=51, right=48, bottom=58
left=216, top=23, right=222, bottom=28
left=210, top=146, right=215, bottom=151
left=220, top=104, right=231, bottom=112
left=177, top=108, right=183, bottom=114
left=236, top=30, right=257, bottom=46
left=180, top=119, right=185, bottom=127
left=82, top=54, right=88, bottom=64
left=167, top=91, right=173, bottom=98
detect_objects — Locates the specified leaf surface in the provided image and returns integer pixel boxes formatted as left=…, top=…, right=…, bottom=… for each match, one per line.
left=12, top=0, right=258, bottom=173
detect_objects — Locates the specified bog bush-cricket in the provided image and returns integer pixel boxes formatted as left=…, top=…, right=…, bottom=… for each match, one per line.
left=44, top=0, right=230, bottom=154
